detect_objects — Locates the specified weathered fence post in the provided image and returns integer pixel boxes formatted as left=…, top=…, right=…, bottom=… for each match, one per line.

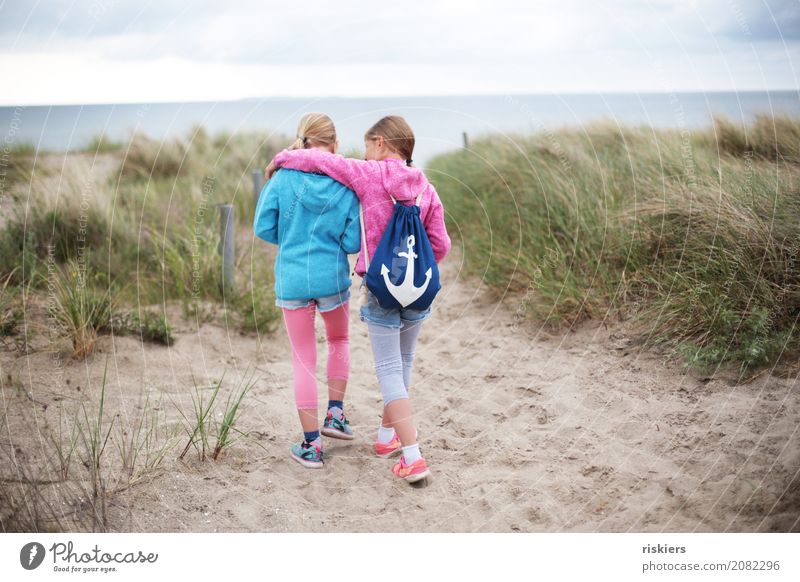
left=252, top=169, right=264, bottom=207
left=217, top=204, right=235, bottom=294
left=462, top=131, right=469, bottom=149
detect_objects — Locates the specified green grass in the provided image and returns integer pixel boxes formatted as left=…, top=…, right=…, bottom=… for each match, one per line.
left=212, top=368, right=257, bottom=460
left=0, top=272, right=22, bottom=336
left=76, top=359, right=115, bottom=531
left=428, top=116, right=800, bottom=373
left=47, top=261, right=117, bottom=359
left=114, top=393, right=180, bottom=487
left=83, top=134, right=124, bottom=154
left=176, top=370, right=257, bottom=462
left=112, top=309, right=175, bottom=345
left=178, top=375, right=222, bottom=462
left=50, top=403, right=80, bottom=481
left=0, top=143, right=36, bottom=198
left=1, top=127, right=286, bottom=338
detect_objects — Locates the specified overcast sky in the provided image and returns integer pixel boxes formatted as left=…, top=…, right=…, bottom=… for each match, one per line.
left=0, top=0, right=798, bottom=105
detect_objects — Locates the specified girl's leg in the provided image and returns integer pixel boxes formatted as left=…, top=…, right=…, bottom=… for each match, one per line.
left=320, top=302, right=350, bottom=404
left=399, top=318, right=424, bottom=389
left=367, top=323, right=416, bottom=446
left=384, top=398, right=415, bottom=445
left=381, top=319, right=423, bottom=430
left=282, top=305, right=319, bottom=434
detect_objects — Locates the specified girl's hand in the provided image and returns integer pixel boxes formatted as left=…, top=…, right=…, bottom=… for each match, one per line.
left=264, top=159, right=279, bottom=181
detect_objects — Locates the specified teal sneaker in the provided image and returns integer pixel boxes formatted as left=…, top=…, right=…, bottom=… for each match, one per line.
left=321, top=409, right=354, bottom=440
left=290, top=439, right=324, bottom=469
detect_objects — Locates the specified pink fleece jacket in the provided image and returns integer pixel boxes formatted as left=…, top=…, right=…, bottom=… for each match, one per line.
left=272, top=149, right=452, bottom=276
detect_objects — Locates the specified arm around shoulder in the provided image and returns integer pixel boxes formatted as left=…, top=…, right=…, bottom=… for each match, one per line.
left=273, top=149, right=381, bottom=196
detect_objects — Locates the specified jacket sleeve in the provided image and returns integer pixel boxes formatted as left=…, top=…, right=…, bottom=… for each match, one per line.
left=423, top=184, right=452, bottom=263
left=253, top=171, right=282, bottom=244
left=273, top=149, right=381, bottom=198
left=340, top=191, right=362, bottom=255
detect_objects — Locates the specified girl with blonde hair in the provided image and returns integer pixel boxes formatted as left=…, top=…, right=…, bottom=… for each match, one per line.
left=254, top=113, right=361, bottom=468
left=266, top=115, right=451, bottom=483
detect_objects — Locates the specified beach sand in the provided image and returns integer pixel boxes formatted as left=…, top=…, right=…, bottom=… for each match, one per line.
left=1, top=249, right=798, bottom=533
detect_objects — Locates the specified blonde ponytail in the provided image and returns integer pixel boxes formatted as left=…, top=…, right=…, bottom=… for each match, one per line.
left=291, top=113, right=337, bottom=150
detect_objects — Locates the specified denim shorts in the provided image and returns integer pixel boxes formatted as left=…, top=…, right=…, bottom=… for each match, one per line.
left=276, top=289, right=350, bottom=313
left=358, top=283, right=432, bottom=329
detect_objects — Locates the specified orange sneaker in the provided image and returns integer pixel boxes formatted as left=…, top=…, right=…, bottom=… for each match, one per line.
left=374, top=429, right=418, bottom=459
left=374, top=433, right=402, bottom=458
left=391, top=455, right=431, bottom=483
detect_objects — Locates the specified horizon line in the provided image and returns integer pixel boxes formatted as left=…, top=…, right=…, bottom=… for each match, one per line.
left=2, top=88, right=799, bottom=109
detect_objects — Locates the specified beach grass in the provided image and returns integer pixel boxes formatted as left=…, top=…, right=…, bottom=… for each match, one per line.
left=178, top=375, right=223, bottom=462
left=1, top=127, right=285, bottom=339
left=47, top=261, right=117, bottom=359
left=428, top=116, right=800, bottom=373
left=212, top=368, right=257, bottom=461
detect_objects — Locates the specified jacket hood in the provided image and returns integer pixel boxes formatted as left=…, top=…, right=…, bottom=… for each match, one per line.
left=379, top=158, right=430, bottom=202
left=291, top=170, right=351, bottom=214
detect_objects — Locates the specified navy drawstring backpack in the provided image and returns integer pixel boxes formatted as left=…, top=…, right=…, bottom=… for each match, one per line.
left=359, top=192, right=441, bottom=311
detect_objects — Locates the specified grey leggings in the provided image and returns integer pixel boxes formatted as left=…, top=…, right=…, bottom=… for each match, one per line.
left=367, top=320, right=424, bottom=405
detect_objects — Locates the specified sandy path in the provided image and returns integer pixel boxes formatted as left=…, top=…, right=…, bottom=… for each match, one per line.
left=2, top=250, right=799, bottom=532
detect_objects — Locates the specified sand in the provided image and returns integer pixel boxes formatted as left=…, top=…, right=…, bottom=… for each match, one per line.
left=1, top=249, right=799, bottom=533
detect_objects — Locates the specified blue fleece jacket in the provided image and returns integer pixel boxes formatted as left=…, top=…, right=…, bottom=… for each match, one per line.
left=253, top=168, right=361, bottom=301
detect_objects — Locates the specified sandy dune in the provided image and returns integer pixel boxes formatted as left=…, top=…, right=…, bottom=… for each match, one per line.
left=2, top=250, right=798, bottom=532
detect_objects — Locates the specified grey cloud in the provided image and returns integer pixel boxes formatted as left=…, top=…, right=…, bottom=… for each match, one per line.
left=717, top=0, right=800, bottom=41
left=1, top=0, right=798, bottom=66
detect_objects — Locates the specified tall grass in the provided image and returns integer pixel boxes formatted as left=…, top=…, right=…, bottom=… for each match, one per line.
left=212, top=369, right=257, bottom=460
left=428, top=116, right=800, bottom=372
left=177, top=370, right=257, bottom=462
left=115, top=393, right=180, bottom=487
left=178, top=375, right=222, bottom=462
left=47, top=261, right=117, bottom=359
left=0, top=142, right=36, bottom=200
left=0, top=160, right=113, bottom=286
left=1, top=127, right=286, bottom=335
left=76, top=359, right=115, bottom=531
left=0, top=271, right=22, bottom=336
left=50, top=403, right=80, bottom=480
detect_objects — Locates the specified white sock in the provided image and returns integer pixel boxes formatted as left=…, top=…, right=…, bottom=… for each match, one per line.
left=402, top=443, right=422, bottom=464
left=377, top=425, right=395, bottom=444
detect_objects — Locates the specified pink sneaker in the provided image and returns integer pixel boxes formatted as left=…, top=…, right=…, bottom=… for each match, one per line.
left=391, top=455, right=431, bottom=483
left=374, top=433, right=402, bottom=459
left=374, top=429, right=418, bottom=459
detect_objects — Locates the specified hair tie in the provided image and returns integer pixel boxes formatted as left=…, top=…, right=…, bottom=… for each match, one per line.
left=406, top=159, right=413, bottom=166
left=298, top=135, right=308, bottom=145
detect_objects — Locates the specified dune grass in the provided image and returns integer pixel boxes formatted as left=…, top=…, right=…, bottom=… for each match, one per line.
left=1, top=129, right=283, bottom=531
left=47, top=260, right=117, bottom=359
left=0, top=127, right=284, bottom=344
left=0, top=272, right=22, bottom=337
left=428, top=116, right=800, bottom=373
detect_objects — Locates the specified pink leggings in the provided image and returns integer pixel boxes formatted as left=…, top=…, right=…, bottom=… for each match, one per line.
left=282, top=303, right=350, bottom=410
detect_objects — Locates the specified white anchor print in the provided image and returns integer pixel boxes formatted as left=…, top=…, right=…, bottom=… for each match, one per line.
left=380, top=234, right=432, bottom=307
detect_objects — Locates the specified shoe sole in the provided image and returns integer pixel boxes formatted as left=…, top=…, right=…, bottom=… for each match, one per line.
left=375, top=446, right=402, bottom=459
left=403, top=468, right=431, bottom=483
left=321, top=427, right=354, bottom=440
left=290, top=451, right=324, bottom=469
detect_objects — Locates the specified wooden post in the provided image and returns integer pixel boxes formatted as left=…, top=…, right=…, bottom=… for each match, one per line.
left=217, top=204, right=235, bottom=294
left=462, top=131, right=469, bottom=149
left=252, top=169, right=264, bottom=207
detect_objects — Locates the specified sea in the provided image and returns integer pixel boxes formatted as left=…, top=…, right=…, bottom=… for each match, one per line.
left=1, top=92, right=798, bottom=165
